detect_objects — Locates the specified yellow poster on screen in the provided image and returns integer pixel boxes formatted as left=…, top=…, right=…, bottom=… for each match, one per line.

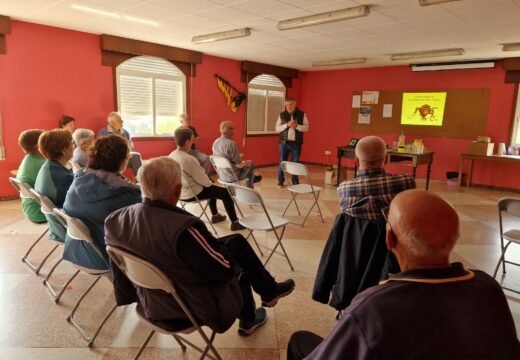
left=401, top=92, right=447, bottom=126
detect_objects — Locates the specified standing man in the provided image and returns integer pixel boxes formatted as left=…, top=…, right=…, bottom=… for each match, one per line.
left=275, top=98, right=309, bottom=187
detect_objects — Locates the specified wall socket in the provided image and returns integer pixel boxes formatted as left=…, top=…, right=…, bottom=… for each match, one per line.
left=324, top=150, right=331, bottom=156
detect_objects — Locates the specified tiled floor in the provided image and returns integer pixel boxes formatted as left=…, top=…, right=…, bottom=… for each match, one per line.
left=0, top=166, right=519, bottom=359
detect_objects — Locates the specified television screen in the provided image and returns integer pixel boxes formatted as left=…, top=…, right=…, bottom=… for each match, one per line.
left=401, top=92, right=447, bottom=126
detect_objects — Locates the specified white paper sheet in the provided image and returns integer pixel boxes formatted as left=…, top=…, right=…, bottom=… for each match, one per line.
left=383, top=104, right=393, bottom=118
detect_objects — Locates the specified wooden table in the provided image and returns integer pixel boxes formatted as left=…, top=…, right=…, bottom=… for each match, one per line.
left=336, top=146, right=435, bottom=189
left=457, top=153, right=520, bottom=190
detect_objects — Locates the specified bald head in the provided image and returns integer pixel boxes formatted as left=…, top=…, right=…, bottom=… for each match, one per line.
left=355, top=136, right=387, bottom=169
left=220, top=121, right=234, bottom=135
left=388, top=189, right=459, bottom=268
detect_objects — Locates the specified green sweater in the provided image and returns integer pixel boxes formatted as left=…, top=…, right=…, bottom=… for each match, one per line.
left=16, top=154, right=46, bottom=223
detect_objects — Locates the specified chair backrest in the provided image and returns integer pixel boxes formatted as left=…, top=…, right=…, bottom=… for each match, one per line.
left=9, top=177, right=34, bottom=200
left=227, top=184, right=263, bottom=205
left=209, top=155, right=241, bottom=184
left=282, top=161, right=309, bottom=177
left=70, top=161, right=83, bottom=173
left=30, top=189, right=68, bottom=228
left=498, top=198, right=520, bottom=218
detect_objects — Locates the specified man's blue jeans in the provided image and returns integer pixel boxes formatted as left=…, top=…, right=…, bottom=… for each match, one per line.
left=278, top=142, right=302, bottom=184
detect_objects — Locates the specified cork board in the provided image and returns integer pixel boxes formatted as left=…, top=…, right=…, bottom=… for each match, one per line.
left=350, top=89, right=490, bottom=139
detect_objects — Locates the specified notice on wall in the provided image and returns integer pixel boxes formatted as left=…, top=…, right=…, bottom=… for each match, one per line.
left=362, top=91, right=379, bottom=105
left=383, top=104, right=393, bottom=118
left=358, top=106, right=372, bottom=124
left=352, top=95, right=361, bottom=108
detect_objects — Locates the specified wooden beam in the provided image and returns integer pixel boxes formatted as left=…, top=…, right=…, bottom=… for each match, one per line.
left=0, top=34, right=5, bottom=54
left=505, top=70, right=520, bottom=84
left=101, top=35, right=202, bottom=64
left=241, top=60, right=299, bottom=79
left=0, top=15, right=10, bottom=35
left=503, top=57, right=520, bottom=71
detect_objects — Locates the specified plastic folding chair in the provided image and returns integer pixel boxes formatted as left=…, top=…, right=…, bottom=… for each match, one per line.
left=107, top=245, right=222, bottom=360
left=53, top=208, right=117, bottom=347
left=493, top=197, right=520, bottom=295
left=9, top=177, right=58, bottom=275
left=281, top=161, right=325, bottom=227
left=29, top=189, right=80, bottom=303
left=209, top=155, right=246, bottom=186
left=178, top=174, right=218, bottom=236
left=70, top=161, right=83, bottom=173
left=227, top=184, right=293, bottom=270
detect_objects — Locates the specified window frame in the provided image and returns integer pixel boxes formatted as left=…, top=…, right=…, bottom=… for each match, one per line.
left=246, top=74, right=286, bottom=136
left=116, top=56, right=186, bottom=138
left=510, top=84, right=520, bottom=147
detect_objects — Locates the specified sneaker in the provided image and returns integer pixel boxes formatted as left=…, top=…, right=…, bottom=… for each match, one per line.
left=277, top=181, right=284, bottom=188
left=238, top=308, right=267, bottom=336
left=261, top=279, right=295, bottom=307
left=253, top=175, right=263, bottom=183
left=230, top=221, right=246, bottom=231
left=211, top=214, right=226, bottom=224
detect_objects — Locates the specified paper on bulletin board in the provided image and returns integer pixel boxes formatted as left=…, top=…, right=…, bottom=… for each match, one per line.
left=383, top=104, right=393, bottom=118
left=362, top=91, right=379, bottom=105
left=352, top=95, right=361, bottom=108
left=358, top=106, right=371, bottom=124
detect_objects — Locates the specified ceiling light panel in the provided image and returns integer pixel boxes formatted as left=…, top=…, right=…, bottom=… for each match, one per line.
left=192, top=27, right=251, bottom=44
left=71, top=4, right=121, bottom=18
left=502, top=43, right=520, bottom=52
left=277, top=6, right=370, bottom=31
left=419, top=0, right=462, bottom=6
left=313, top=58, right=366, bottom=67
left=391, top=48, right=465, bottom=61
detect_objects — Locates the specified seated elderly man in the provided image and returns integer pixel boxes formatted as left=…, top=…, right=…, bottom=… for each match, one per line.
left=290, top=190, right=520, bottom=360
left=179, top=113, right=212, bottom=176
left=212, top=120, right=261, bottom=188
left=97, top=111, right=142, bottom=177
left=72, top=128, right=94, bottom=168
left=105, top=157, right=295, bottom=336
left=338, top=135, right=416, bottom=221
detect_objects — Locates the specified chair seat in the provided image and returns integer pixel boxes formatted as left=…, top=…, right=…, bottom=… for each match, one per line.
left=239, top=214, right=290, bottom=230
left=287, top=184, right=322, bottom=193
left=504, top=229, right=520, bottom=243
left=135, top=303, right=195, bottom=335
left=71, top=263, right=111, bottom=275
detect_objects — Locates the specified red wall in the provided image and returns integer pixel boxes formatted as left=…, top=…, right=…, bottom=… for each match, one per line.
left=299, top=65, right=520, bottom=189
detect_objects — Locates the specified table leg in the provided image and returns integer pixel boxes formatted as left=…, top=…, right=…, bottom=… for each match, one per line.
left=457, top=156, right=464, bottom=191
left=426, top=160, right=432, bottom=190
left=466, top=159, right=473, bottom=188
left=412, top=166, right=417, bottom=179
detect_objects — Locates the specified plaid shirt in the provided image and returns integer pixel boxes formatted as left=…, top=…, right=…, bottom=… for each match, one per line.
left=338, top=168, right=416, bottom=221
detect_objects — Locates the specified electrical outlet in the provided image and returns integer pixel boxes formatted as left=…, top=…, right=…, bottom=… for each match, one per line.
left=324, top=150, right=331, bottom=156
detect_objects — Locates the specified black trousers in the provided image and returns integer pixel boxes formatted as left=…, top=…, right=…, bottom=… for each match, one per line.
left=287, top=331, right=324, bottom=360
left=220, top=234, right=276, bottom=321
left=184, top=185, right=238, bottom=222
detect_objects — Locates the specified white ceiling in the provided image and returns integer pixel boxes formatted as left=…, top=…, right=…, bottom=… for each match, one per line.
left=2, top=0, right=520, bottom=71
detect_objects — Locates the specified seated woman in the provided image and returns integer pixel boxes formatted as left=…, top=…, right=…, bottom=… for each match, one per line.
left=72, top=128, right=95, bottom=168
left=62, top=135, right=141, bottom=270
left=34, top=129, right=75, bottom=242
left=59, top=115, right=76, bottom=134
left=179, top=113, right=212, bottom=176
left=169, top=127, right=245, bottom=231
left=16, top=129, right=46, bottom=223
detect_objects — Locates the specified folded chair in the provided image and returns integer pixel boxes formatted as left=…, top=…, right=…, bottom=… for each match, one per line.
left=29, top=189, right=80, bottom=303
left=281, top=161, right=324, bottom=227
left=53, top=208, right=117, bottom=347
left=9, top=177, right=58, bottom=275
left=493, top=197, right=520, bottom=295
left=227, top=184, right=293, bottom=270
left=178, top=174, right=218, bottom=236
left=107, top=245, right=222, bottom=360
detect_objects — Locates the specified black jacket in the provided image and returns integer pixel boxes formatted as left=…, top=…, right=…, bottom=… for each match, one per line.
left=312, top=213, right=399, bottom=310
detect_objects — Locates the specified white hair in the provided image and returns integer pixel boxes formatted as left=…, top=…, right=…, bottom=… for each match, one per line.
left=137, top=157, right=181, bottom=201
left=179, top=113, right=189, bottom=121
left=107, top=111, right=121, bottom=124
left=72, top=128, right=94, bottom=146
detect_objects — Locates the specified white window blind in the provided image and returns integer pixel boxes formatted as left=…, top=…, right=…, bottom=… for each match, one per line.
left=512, top=87, right=520, bottom=146
left=247, top=74, right=285, bottom=135
left=117, top=56, right=186, bottom=137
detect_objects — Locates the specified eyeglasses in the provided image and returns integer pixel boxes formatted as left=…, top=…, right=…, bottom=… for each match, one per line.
left=71, top=141, right=77, bottom=150
left=381, top=207, right=397, bottom=243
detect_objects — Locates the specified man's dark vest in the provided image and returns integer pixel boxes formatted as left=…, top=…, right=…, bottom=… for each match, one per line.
left=279, top=109, right=305, bottom=144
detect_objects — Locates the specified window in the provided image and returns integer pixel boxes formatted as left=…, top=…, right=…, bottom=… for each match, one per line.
left=116, top=56, right=186, bottom=137
left=246, top=74, right=285, bottom=135
left=511, top=86, right=520, bottom=146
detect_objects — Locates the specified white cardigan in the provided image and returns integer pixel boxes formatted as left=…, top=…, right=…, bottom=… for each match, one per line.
left=169, top=149, right=212, bottom=200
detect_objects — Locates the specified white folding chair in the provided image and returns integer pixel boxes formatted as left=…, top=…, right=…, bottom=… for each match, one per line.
left=493, top=197, right=520, bottom=295
left=178, top=174, right=218, bottom=236
left=107, top=245, right=222, bottom=360
left=70, top=160, right=83, bottom=173
left=228, top=184, right=293, bottom=270
left=9, top=177, right=59, bottom=275
left=281, top=161, right=325, bottom=227
left=53, top=208, right=117, bottom=347
left=209, top=155, right=246, bottom=186
left=28, top=189, right=80, bottom=303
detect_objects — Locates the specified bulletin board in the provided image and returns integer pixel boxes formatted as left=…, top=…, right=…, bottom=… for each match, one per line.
left=350, top=89, right=490, bottom=139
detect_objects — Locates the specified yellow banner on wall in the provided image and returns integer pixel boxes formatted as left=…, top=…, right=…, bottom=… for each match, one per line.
left=401, top=92, right=447, bottom=126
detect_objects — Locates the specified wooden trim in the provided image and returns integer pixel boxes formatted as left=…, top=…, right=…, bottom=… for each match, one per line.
left=241, top=60, right=298, bottom=78
left=505, top=70, right=520, bottom=84
left=509, top=83, right=519, bottom=145
left=503, top=57, right=520, bottom=71
left=101, top=34, right=202, bottom=64
left=242, top=70, right=293, bottom=87
left=246, top=133, right=279, bottom=137
left=0, top=15, right=10, bottom=35
left=0, top=34, right=5, bottom=54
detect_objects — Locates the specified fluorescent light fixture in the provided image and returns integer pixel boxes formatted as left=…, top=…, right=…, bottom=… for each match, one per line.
left=411, top=60, right=495, bottom=72
left=277, top=6, right=370, bottom=31
left=71, top=4, right=120, bottom=18
left=313, top=58, right=366, bottom=67
left=192, top=28, right=251, bottom=44
left=391, top=48, right=465, bottom=61
left=122, top=15, right=159, bottom=27
left=419, top=0, right=461, bottom=6
left=502, top=43, right=520, bottom=52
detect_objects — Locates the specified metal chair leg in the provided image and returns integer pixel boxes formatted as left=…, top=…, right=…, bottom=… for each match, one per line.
left=245, top=229, right=263, bottom=256
left=172, top=334, right=187, bottom=351
left=43, top=258, right=80, bottom=303
left=199, top=202, right=218, bottom=236
left=263, top=226, right=293, bottom=270
left=282, top=194, right=297, bottom=216
left=22, top=228, right=57, bottom=275
left=134, top=330, right=155, bottom=360
left=493, top=241, right=512, bottom=277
